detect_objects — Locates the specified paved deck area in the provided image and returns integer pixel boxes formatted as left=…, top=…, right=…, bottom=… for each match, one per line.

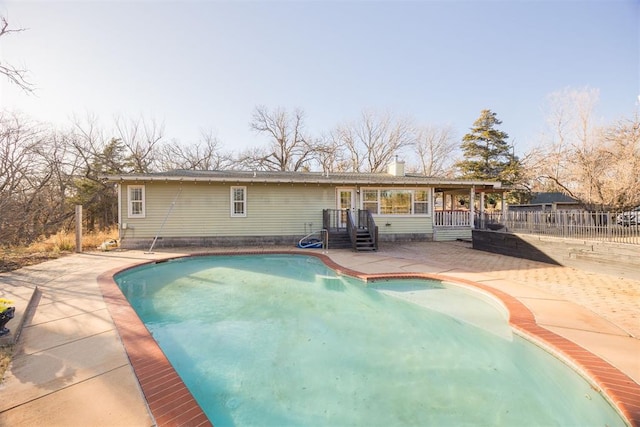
left=0, top=241, right=638, bottom=426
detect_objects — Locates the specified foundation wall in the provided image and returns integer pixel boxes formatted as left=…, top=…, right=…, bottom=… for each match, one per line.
left=121, top=232, right=434, bottom=250
left=472, top=230, right=640, bottom=273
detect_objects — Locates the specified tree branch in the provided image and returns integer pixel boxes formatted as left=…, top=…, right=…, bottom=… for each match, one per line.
left=0, top=17, right=34, bottom=93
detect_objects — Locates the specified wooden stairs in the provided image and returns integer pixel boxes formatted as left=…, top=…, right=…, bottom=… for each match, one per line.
left=328, top=229, right=376, bottom=251
left=323, top=209, right=379, bottom=252
left=327, top=231, right=351, bottom=249
left=355, top=229, right=376, bottom=251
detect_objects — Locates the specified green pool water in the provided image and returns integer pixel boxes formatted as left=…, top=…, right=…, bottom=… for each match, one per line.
left=115, top=254, right=626, bottom=426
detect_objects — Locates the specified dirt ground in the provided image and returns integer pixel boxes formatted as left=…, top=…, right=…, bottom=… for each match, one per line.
left=0, top=251, right=65, bottom=274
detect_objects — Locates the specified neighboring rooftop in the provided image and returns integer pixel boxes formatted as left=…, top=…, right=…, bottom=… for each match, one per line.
left=529, top=192, right=579, bottom=205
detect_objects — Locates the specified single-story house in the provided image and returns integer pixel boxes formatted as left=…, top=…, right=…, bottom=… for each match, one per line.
left=104, top=161, right=506, bottom=251
left=508, top=192, right=581, bottom=213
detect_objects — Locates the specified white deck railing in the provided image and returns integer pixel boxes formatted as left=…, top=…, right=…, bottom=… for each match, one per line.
left=434, top=210, right=471, bottom=227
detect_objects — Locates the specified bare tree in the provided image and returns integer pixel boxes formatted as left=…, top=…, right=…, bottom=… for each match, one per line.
left=314, top=131, right=351, bottom=174
left=334, top=110, right=414, bottom=172
left=0, top=17, right=33, bottom=93
left=598, top=116, right=640, bottom=208
left=524, top=87, right=639, bottom=209
left=70, top=112, right=107, bottom=178
left=114, top=116, right=165, bottom=173
left=0, top=112, right=81, bottom=244
left=412, top=124, right=458, bottom=176
left=158, top=130, right=231, bottom=171
left=0, top=112, right=42, bottom=244
left=524, top=88, right=593, bottom=198
left=247, top=106, right=316, bottom=171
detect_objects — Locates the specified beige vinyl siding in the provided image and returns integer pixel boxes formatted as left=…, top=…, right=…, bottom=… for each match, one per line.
left=374, top=216, right=433, bottom=235
left=120, top=183, right=210, bottom=239
left=119, top=182, right=334, bottom=239
left=240, top=184, right=332, bottom=235
left=433, top=227, right=472, bottom=241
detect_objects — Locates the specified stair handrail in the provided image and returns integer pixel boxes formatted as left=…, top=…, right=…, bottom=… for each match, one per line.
left=322, top=209, right=346, bottom=232
left=363, top=209, right=379, bottom=250
left=346, top=210, right=358, bottom=250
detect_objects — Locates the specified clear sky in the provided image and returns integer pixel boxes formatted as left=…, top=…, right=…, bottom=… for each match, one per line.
left=1, top=0, right=638, bottom=157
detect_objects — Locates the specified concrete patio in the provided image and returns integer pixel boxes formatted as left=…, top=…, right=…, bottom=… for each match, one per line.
left=0, top=241, right=638, bottom=426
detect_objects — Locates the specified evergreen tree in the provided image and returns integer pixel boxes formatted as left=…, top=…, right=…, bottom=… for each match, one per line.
left=456, top=109, right=522, bottom=184
left=70, top=138, right=125, bottom=230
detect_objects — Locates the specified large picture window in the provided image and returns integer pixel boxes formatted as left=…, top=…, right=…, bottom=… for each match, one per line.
left=127, top=185, right=145, bottom=218
left=362, top=188, right=430, bottom=215
left=380, top=190, right=411, bottom=214
left=231, top=186, right=246, bottom=217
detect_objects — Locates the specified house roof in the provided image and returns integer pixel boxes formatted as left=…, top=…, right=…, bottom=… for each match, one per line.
left=104, top=169, right=504, bottom=192
left=530, top=192, right=579, bottom=204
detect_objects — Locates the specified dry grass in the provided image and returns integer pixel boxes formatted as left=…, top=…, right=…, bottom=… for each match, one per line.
left=1, top=227, right=119, bottom=273
left=0, top=345, right=14, bottom=382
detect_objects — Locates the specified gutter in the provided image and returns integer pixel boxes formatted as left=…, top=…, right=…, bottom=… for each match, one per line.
left=101, top=174, right=503, bottom=189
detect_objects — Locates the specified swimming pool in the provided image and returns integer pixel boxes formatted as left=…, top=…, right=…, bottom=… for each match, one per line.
left=115, top=254, right=626, bottom=426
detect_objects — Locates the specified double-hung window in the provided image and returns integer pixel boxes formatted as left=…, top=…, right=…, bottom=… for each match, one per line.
left=128, top=185, right=145, bottom=218
left=231, top=186, right=246, bottom=217
left=413, top=190, right=429, bottom=214
left=362, top=190, right=379, bottom=214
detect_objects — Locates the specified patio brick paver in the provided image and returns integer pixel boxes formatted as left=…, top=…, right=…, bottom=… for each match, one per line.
left=375, top=241, right=640, bottom=338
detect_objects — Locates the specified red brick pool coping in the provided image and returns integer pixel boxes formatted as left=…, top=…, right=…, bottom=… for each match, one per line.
left=98, top=251, right=640, bottom=427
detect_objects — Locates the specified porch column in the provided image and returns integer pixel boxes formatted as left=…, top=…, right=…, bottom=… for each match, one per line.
left=501, top=191, right=507, bottom=221
left=470, top=187, right=475, bottom=229
left=480, top=191, right=485, bottom=228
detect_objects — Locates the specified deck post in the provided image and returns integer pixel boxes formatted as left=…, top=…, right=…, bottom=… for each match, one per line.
left=75, top=205, right=83, bottom=253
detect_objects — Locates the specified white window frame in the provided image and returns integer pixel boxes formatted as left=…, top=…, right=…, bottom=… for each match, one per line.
left=230, top=186, right=247, bottom=217
left=362, top=189, right=379, bottom=214
left=127, top=185, right=146, bottom=218
left=413, top=189, right=430, bottom=215
left=361, top=188, right=431, bottom=216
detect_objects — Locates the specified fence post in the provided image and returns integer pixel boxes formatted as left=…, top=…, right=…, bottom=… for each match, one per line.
left=75, top=205, right=83, bottom=253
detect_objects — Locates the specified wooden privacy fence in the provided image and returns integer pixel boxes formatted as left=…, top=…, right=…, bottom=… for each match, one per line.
left=477, top=210, right=640, bottom=245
